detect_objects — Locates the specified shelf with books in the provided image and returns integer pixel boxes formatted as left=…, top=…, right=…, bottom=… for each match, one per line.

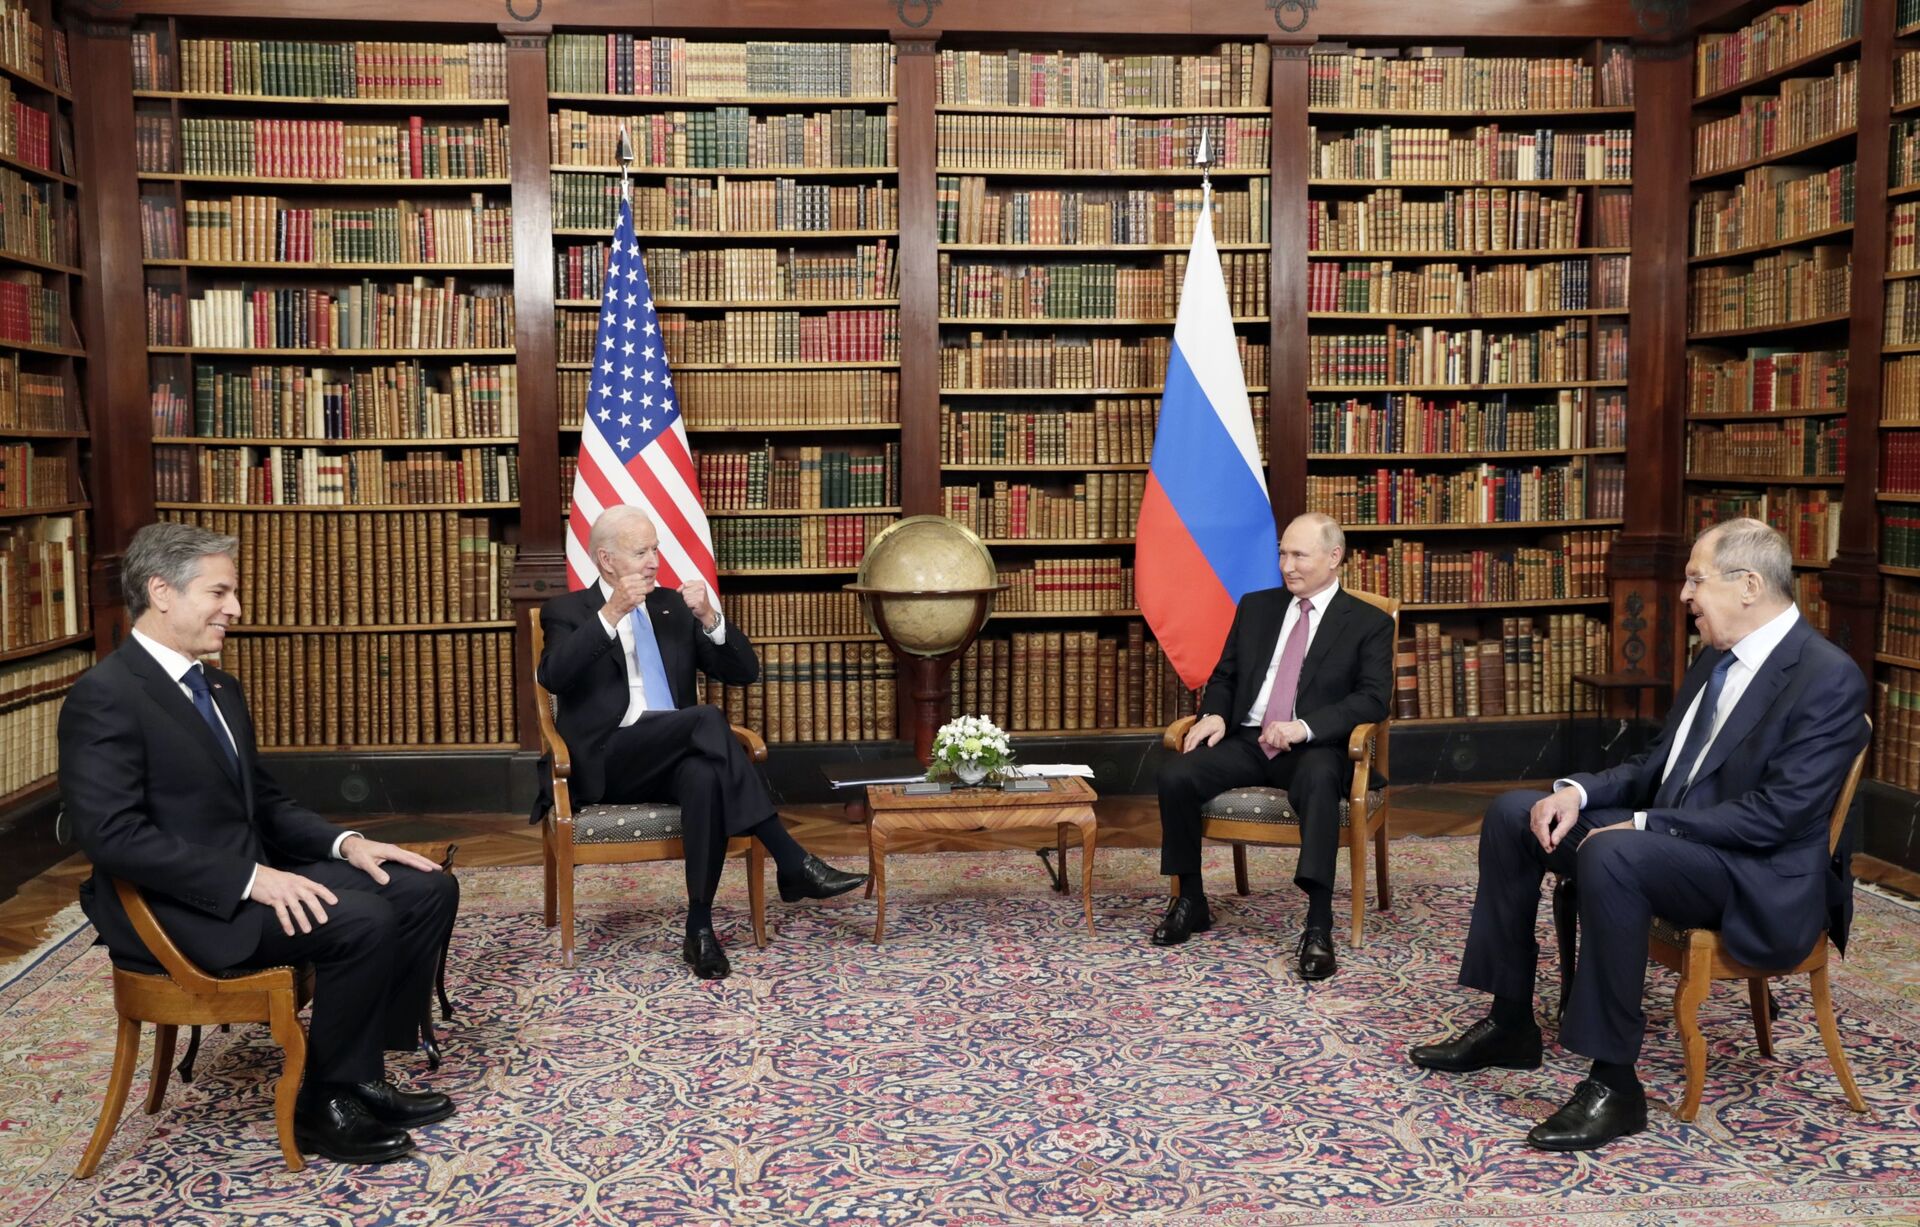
left=1695, top=41, right=1862, bottom=108
left=1691, top=129, right=1860, bottom=185
left=0, top=61, right=66, bottom=102
left=1687, top=313, right=1853, bottom=341
left=1689, top=223, right=1857, bottom=266
left=260, top=743, right=515, bottom=755
left=937, top=104, right=1268, bottom=118
left=133, top=92, right=509, bottom=110
left=0, top=340, right=82, bottom=358
left=136, top=174, right=513, bottom=189
left=1341, top=518, right=1625, bottom=532
left=154, top=501, right=516, bottom=511
left=549, top=94, right=895, bottom=109
left=145, top=260, right=515, bottom=273
left=0, top=629, right=88, bottom=665
left=226, top=621, right=514, bottom=634
left=0, top=251, right=81, bottom=277
left=1308, top=379, right=1627, bottom=393
left=939, top=316, right=1269, bottom=327
left=148, top=347, right=516, bottom=358
left=0, top=148, right=70, bottom=186
left=551, top=165, right=898, bottom=179
left=1310, top=447, right=1629, bottom=461
left=152, top=436, right=519, bottom=447
left=1311, top=178, right=1626, bottom=190
left=940, top=387, right=1269, bottom=396
left=1313, top=247, right=1631, bottom=260
left=0, top=501, right=86, bottom=517
left=941, top=244, right=1270, bottom=253
left=1309, top=309, right=1624, bottom=322
left=1681, top=472, right=1847, bottom=485
left=558, top=298, right=898, bottom=309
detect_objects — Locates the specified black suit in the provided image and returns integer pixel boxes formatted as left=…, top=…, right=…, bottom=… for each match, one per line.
left=59, top=636, right=457, bottom=1086
left=1158, top=585, right=1395, bottom=892
left=538, top=584, right=775, bottom=904
left=1459, top=614, right=1870, bottom=1064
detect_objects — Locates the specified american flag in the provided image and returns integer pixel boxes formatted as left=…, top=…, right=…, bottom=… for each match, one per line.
left=565, top=197, right=718, bottom=595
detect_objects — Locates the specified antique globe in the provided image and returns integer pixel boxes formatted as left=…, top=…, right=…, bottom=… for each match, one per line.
left=847, top=515, right=1004, bottom=761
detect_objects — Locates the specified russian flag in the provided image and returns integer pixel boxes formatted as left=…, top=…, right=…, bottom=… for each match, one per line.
left=1135, top=181, right=1280, bottom=691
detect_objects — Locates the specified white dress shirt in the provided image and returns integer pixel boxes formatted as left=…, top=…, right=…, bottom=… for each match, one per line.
left=1556, top=602, right=1801, bottom=827
left=131, top=628, right=358, bottom=898
left=1240, top=580, right=1340, bottom=742
left=597, top=580, right=726, bottom=727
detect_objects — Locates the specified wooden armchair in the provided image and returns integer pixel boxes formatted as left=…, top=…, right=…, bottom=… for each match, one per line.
left=530, top=614, right=769, bottom=968
left=76, top=877, right=314, bottom=1177
left=1159, top=590, right=1399, bottom=946
left=1649, top=723, right=1872, bottom=1122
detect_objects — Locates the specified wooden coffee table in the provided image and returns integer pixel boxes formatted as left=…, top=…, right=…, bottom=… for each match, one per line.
left=863, top=776, right=1098, bottom=943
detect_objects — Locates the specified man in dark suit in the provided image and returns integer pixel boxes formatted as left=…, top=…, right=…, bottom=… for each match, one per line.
left=1153, top=512, right=1394, bottom=980
left=1412, top=518, right=1870, bottom=1151
left=60, top=522, right=458, bottom=1166
left=538, top=505, right=864, bottom=980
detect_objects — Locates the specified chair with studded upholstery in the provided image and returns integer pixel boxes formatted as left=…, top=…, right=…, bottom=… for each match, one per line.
left=1159, top=590, right=1398, bottom=947
left=530, top=614, right=768, bottom=967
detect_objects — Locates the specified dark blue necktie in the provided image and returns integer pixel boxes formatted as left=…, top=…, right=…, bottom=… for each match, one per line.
left=181, top=663, right=239, bottom=774
left=1655, top=653, right=1735, bottom=808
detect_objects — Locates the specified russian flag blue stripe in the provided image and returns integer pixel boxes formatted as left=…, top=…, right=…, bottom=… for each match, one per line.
left=1151, top=346, right=1281, bottom=604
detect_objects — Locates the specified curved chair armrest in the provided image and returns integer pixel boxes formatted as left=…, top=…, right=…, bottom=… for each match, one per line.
left=112, top=877, right=224, bottom=992
left=731, top=724, right=768, bottom=764
left=541, top=722, right=574, bottom=781
left=1347, top=721, right=1379, bottom=763
left=1163, top=715, right=1197, bottom=752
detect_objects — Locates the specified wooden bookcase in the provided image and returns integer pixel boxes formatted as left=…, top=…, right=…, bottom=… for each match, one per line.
left=127, top=19, right=522, bottom=753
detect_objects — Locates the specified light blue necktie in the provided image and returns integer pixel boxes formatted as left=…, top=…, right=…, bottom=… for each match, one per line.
left=629, top=605, right=676, bottom=712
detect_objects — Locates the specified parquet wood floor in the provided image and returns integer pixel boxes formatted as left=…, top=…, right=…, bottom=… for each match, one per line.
left=4, top=782, right=1913, bottom=962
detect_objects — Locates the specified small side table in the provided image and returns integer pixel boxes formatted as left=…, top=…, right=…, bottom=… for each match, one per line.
left=863, top=776, right=1099, bottom=943
left=1570, top=671, right=1674, bottom=767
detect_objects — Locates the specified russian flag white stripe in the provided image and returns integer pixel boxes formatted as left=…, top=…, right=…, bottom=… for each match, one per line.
left=1170, top=186, right=1267, bottom=493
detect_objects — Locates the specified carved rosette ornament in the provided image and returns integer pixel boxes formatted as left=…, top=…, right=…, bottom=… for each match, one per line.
left=1268, top=0, right=1317, bottom=33
left=1632, top=0, right=1691, bottom=37
left=1621, top=590, right=1648, bottom=673
left=504, top=0, right=543, bottom=22
left=895, top=0, right=941, bottom=29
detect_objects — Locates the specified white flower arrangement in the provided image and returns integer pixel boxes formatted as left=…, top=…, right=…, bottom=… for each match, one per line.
left=928, top=714, right=1015, bottom=785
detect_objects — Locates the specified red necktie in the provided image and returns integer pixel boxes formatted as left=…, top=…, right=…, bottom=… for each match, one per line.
left=1257, top=597, right=1313, bottom=760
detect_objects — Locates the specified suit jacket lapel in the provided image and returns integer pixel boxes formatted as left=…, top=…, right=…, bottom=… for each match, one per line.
left=1688, top=620, right=1806, bottom=792
left=122, top=639, right=242, bottom=790
left=1295, top=589, right=1350, bottom=696
left=208, top=671, right=255, bottom=813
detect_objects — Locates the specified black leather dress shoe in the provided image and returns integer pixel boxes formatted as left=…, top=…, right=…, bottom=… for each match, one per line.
left=1150, top=896, right=1212, bottom=946
left=1527, top=1078, right=1648, bottom=1151
left=777, top=853, right=868, bottom=903
left=350, top=1079, right=455, bottom=1128
left=294, top=1093, right=414, bottom=1165
left=1410, top=1017, right=1545, bottom=1073
left=1296, top=927, right=1337, bottom=981
left=682, top=926, right=731, bottom=979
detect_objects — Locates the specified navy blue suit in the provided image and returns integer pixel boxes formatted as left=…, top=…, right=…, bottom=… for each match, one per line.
left=1458, top=614, right=1869, bottom=1064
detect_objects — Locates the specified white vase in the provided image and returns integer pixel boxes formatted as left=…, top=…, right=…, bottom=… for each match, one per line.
left=954, top=760, right=989, bottom=786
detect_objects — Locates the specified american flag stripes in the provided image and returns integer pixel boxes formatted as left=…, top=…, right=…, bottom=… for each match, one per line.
left=564, top=196, right=720, bottom=597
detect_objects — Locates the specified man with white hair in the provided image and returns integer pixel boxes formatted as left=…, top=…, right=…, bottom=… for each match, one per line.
left=538, top=506, right=864, bottom=979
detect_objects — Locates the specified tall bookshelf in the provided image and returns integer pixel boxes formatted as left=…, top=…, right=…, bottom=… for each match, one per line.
left=1877, top=0, right=1920, bottom=790
left=1304, top=40, right=1633, bottom=724
left=931, top=43, right=1272, bottom=736
left=128, top=21, right=521, bottom=752
left=0, top=0, right=92, bottom=811
left=1683, top=0, right=1861, bottom=644
left=546, top=35, right=901, bottom=745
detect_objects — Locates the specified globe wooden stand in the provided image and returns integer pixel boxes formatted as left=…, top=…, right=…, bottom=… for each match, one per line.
left=846, top=584, right=1003, bottom=764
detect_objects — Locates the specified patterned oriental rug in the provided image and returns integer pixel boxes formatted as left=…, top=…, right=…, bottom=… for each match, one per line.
left=3, top=839, right=1919, bottom=1226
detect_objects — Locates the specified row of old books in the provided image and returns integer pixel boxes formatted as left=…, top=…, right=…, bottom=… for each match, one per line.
left=221, top=630, right=515, bottom=748
left=722, top=589, right=869, bottom=638
left=0, top=0, right=51, bottom=85
left=698, top=641, right=899, bottom=744
left=1307, top=459, right=1625, bottom=526
left=1872, top=667, right=1920, bottom=790
left=1895, top=119, right=1920, bottom=189
left=934, top=114, right=1270, bottom=172
left=1891, top=202, right=1920, bottom=273
left=163, top=362, right=518, bottom=441
left=1687, top=347, right=1847, bottom=415
left=1310, top=390, right=1626, bottom=453
left=1309, top=127, right=1633, bottom=182
left=0, top=649, right=90, bottom=798
left=1306, top=257, right=1618, bottom=315
left=654, top=309, right=899, bottom=365
left=1694, top=0, right=1858, bottom=99
left=175, top=280, right=514, bottom=351
left=1686, top=486, right=1840, bottom=563
left=1309, top=187, right=1623, bottom=252
left=0, top=514, right=86, bottom=647
left=549, top=107, right=896, bottom=170
left=938, top=333, right=1266, bottom=390
left=1882, top=511, right=1920, bottom=569
left=947, top=626, right=1194, bottom=734
left=1686, top=419, right=1847, bottom=477
left=0, top=78, right=51, bottom=171
left=0, top=274, right=65, bottom=347
left=1394, top=614, right=1610, bottom=721
left=1344, top=531, right=1615, bottom=603
left=1309, top=48, right=1624, bottom=112
left=935, top=46, right=1269, bottom=111
left=545, top=37, right=896, bottom=100
left=1883, top=281, right=1920, bottom=346
left=1306, top=321, right=1604, bottom=386
left=1881, top=434, right=1920, bottom=495
left=937, top=254, right=1268, bottom=320
left=1692, top=164, right=1856, bottom=258
left=0, top=354, right=75, bottom=431
left=163, top=509, right=514, bottom=625
left=1886, top=355, right=1920, bottom=422
left=1882, top=583, right=1920, bottom=659
left=941, top=400, right=1173, bottom=466
left=170, top=39, right=509, bottom=100
left=148, top=194, right=514, bottom=265
left=168, top=117, right=511, bottom=180
left=695, top=444, right=900, bottom=511
left=154, top=444, right=518, bottom=506
left=1688, top=247, right=1851, bottom=333
left=556, top=242, right=897, bottom=303
left=1692, top=65, right=1858, bottom=178
left=937, top=179, right=1268, bottom=248
left=0, top=443, right=67, bottom=507
left=0, top=169, right=74, bottom=267
left=553, top=176, right=898, bottom=234
left=711, top=514, right=889, bottom=570
left=995, top=558, right=1133, bottom=613
left=559, top=369, right=899, bottom=429
left=942, top=475, right=1145, bottom=541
